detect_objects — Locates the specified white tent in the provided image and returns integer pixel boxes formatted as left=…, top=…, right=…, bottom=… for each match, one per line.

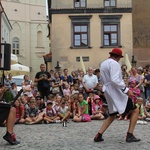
left=11, top=54, right=18, bottom=64
left=6, top=63, right=30, bottom=76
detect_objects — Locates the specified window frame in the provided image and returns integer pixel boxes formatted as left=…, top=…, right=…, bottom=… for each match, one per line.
left=104, top=0, right=116, bottom=7
left=103, top=24, right=118, bottom=46
left=99, top=15, right=122, bottom=48
left=74, top=0, right=87, bottom=8
left=73, top=24, right=88, bottom=47
left=69, top=15, right=92, bottom=49
left=12, top=37, right=20, bottom=55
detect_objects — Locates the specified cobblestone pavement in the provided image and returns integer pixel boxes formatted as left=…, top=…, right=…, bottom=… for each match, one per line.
left=0, top=120, right=150, bottom=150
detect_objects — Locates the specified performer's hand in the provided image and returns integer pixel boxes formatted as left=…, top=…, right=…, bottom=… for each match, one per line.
left=127, top=90, right=134, bottom=97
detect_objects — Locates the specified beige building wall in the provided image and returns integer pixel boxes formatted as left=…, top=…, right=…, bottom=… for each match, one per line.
left=132, top=0, right=150, bottom=67
left=51, top=0, right=132, bottom=8
left=1, top=0, right=50, bottom=80
left=51, top=13, right=132, bottom=72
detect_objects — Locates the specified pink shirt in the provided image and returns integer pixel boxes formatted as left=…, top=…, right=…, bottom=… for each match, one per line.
left=63, top=88, right=70, bottom=96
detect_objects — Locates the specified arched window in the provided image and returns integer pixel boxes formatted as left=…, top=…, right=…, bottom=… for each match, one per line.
left=37, top=31, right=43, bottom=47
left=12, top=37, right=20, bottom=55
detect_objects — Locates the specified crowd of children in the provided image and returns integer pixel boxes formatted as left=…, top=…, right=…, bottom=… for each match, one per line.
left=2, top=65, right=150, bottom=127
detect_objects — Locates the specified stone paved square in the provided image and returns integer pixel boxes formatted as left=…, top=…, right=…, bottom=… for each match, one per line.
left=0, top=120, right=150, bottom=150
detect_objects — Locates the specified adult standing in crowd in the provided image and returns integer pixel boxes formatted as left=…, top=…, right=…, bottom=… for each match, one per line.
left=62, top=68, right=73, bottom=86
left=94, top=68, right=101, bottom=83
left=4, top=73, right=14, bottom=89
left=82, top=67, right=98, bottom=98
left=94, top=48, right=140, bottom=143
left=34, top=64, right=51, bottom=100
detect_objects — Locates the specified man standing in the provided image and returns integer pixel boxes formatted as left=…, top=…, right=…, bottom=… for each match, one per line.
left=0, top=84, right=20, bottom=145
left=82, top=67, right=98, bottom=98
left=34, top=64, right=51, bottom=99
left=94, top=48, right=140, bottom=143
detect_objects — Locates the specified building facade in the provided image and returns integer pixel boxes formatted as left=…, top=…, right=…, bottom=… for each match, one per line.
left=47, top=0, right=133, bottom=72
left=1, top=0, right=50, bottom=80
left=132, top=0, right=150, bottom=67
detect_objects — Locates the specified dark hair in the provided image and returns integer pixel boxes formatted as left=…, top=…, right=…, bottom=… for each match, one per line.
left=63, top=68, right=68, bottom=72
left=95, top=69, right=100, bottom=73
left=110, top=53, right=120, bottom=58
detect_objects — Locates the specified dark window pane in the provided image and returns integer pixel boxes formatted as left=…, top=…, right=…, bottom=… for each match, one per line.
left=13, top=43, right=15, bottom=48
left=17, top=44, right=19, bottom=48
left=17, top=50, right=19, bottom=54
left=13, top=49, right=15, bottom=54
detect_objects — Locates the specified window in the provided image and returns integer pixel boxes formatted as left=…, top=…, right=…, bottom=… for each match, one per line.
left=69, top=15, right=92, bottom=48
left=104, top=0, right=116, bottom=7
left=74, top=0, right=86, bottom=8
left=76, top=57, right=89, bottom=62
left=74, top=25, right=88, bottom=47
left=100, top=15, right=122, bottom=47
left=12, top=37, right=20, bottom=55
left=103, top=25, right=118, bottom=46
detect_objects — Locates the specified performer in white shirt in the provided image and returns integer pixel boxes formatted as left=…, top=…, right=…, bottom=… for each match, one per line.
left=94, top=48, right=140, bottom=143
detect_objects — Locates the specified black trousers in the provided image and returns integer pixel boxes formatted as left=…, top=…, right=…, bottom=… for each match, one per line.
left=0, top=103, right=11, bottom=124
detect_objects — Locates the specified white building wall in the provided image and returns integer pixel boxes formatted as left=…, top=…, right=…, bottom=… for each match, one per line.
left=1, top=13, right=12, bottom=43
left=1, top=0, right=50, bottom=80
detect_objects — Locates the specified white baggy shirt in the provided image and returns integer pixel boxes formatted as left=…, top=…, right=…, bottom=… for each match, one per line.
left=100, top=58, right=128, bottom=114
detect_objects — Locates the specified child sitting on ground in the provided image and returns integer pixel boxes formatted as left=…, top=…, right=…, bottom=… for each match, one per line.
left=14, top=98, right=25, bottom=124
left=53, top=95, right=62, bottom=114
left=91, top=95, right=104, bottom=120
left=25, top=98, right=43, bottom=124
left=72, top=94, right=81, bottom=118
left=43, top=100, right=60, bottom=123
left=136, top=97, right=146, bottom=120
left=73, top=93, right=90, bottom=122
left=57, top=98, right=70, bottom=123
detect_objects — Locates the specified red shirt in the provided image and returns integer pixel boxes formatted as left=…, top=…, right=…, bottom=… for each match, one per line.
left=16, top=106, right=24, bottom=119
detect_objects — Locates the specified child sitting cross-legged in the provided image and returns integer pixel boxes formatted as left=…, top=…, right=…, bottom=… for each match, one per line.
left=73, top=93, right=91, bottom=122
left=25, top=97, right=43, bottom=125
left=14, top=98, right=25, bottom=124
left=136, top=97, right=146, bottom=120
left=57, top=98, right=70, bottom=123
left=91, top=95, right=104, bottom=120
left=43, top=100, right=60, bottom=123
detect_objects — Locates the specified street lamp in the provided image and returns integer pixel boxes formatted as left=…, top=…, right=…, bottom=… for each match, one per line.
left=55, top=61, right=61, bottom=72
left=131, top=55, right=137, bottom=67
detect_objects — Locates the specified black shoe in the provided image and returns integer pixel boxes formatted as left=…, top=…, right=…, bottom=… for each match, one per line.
left=3, top=132, right=20, bottom=145
left=126, top=132, right=141, bottom=143
left=94, top=133, right=104, bottom=142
